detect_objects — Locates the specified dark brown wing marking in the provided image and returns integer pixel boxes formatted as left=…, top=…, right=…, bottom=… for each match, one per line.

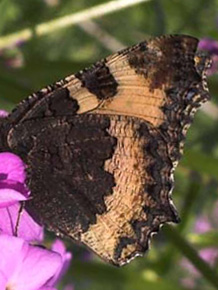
left=127, top=35, right=199, bottom=90
left=21, top=88, right=79, bottom=119
left=8, top=114, right=117, bottom=238
left=8, top=79, right=69, bottom=124
left=7, top=67, right=112, bottom=125
left=75, top=59, right=118, bottom=100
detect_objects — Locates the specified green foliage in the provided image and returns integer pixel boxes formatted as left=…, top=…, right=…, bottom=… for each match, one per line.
left=1, top=0, right=218, bottom=289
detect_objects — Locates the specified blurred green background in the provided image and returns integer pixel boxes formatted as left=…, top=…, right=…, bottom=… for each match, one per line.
left=1, top=0, right=218, bottom=289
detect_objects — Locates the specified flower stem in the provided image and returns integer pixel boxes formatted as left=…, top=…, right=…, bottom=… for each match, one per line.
left=0, top=0, right=151, bottom=49
left=164, top=224, right=218, bottom=289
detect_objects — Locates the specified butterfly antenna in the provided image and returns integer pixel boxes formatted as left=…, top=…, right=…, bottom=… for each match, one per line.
left=15, top=201, right=25, bottom=236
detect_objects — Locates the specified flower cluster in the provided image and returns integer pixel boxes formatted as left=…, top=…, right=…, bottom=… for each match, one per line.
left=0, top=111, right=73, bottom=290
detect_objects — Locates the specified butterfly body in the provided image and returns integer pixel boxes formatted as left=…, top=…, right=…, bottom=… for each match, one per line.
left=0, top=35, right=210, bottom=266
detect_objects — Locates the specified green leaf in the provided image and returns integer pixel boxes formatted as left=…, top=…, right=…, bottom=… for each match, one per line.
left=0, top=59, right=87, bottom=104
left=188, top=231, right=218, bottom=248
left=70, top=261, right=187, bottom=290
left=181, top=149, right=218, bottom=180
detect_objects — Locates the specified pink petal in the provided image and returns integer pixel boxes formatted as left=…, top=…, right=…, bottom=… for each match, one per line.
left=0, top=188, right=28, bottom=208
left=0, top=235, right=26, bottom=281
left=0, top=270, right=8, bottom=289
left=48, top=240, right=72, bottom=286
left=11, top=243, right=62, bottom=290
left=0, top=110, right=8, bottom=118
left=0, top=203, right=44, bottom=242
left=0, top=235, right=62, bottom=290
left=0, top=235, right=61, bottom=290
left=194, top=216, right=212, bottom=234
left=52, top=239, right=67, bottom=256
left=200, top=248, right=218, bottom=265
left=0, top=152, right=26, bottom=183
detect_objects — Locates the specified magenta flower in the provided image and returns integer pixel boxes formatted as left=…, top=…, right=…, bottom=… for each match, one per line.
left=199, top=38, right=218, bottom=54
left=0, top=235, right=62, bottom=290
left=194, top=216, right=212, bottom=234
left=48, top=239, right=72, bottom=287
left=0, top=110, right=8, bottom=118
left=0, top=152, right=29, bottom=207
left=182, top=248, right=217, bottom=273
left=0, top=203, right=44, bottom=242
left=199, top=38, right=218, bottom=75
left=31, top=239, right=73, bottom=290
left=0, top=152, right=43, bottom=242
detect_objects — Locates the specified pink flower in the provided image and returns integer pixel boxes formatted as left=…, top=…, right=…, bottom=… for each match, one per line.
left=181, top=247, right=218, bottom=279
left=199, top=248, right=218, bottom=265
left=194, top=216, right=212, bottom=234
left=199, top=38, right=218, bottom=54
left=0, top=236, right=72, bottom=290
left=0, top=110, right=8, bottom=118
left=0, top=235, right=62, bottom=290
left=0, top=203, right=44, bottom=242
left=49, top=239, right=72, bottom=286
left=0, top=152, right=43, bottom=242
left=199, top=38, right=218, bottom=75
left=42, top=239, right=73, bottom=290
left=0, top=152, right=29, bottom=207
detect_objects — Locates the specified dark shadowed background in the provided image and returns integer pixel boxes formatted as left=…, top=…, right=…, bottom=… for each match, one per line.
left=0, top=0, right=218, bottom=289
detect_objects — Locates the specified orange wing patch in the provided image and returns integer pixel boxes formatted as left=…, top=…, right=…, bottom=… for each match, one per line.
left=80, top=115, right=178, bottom=266
left=95, top=58, right=166, bottom=127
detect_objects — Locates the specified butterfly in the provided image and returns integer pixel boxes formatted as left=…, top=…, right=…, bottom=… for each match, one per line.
left=0, top=34, right=210, bottom=266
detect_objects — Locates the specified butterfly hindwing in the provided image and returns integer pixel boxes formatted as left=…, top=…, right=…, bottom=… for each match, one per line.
left=7, top=112, right=178, bottom=265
